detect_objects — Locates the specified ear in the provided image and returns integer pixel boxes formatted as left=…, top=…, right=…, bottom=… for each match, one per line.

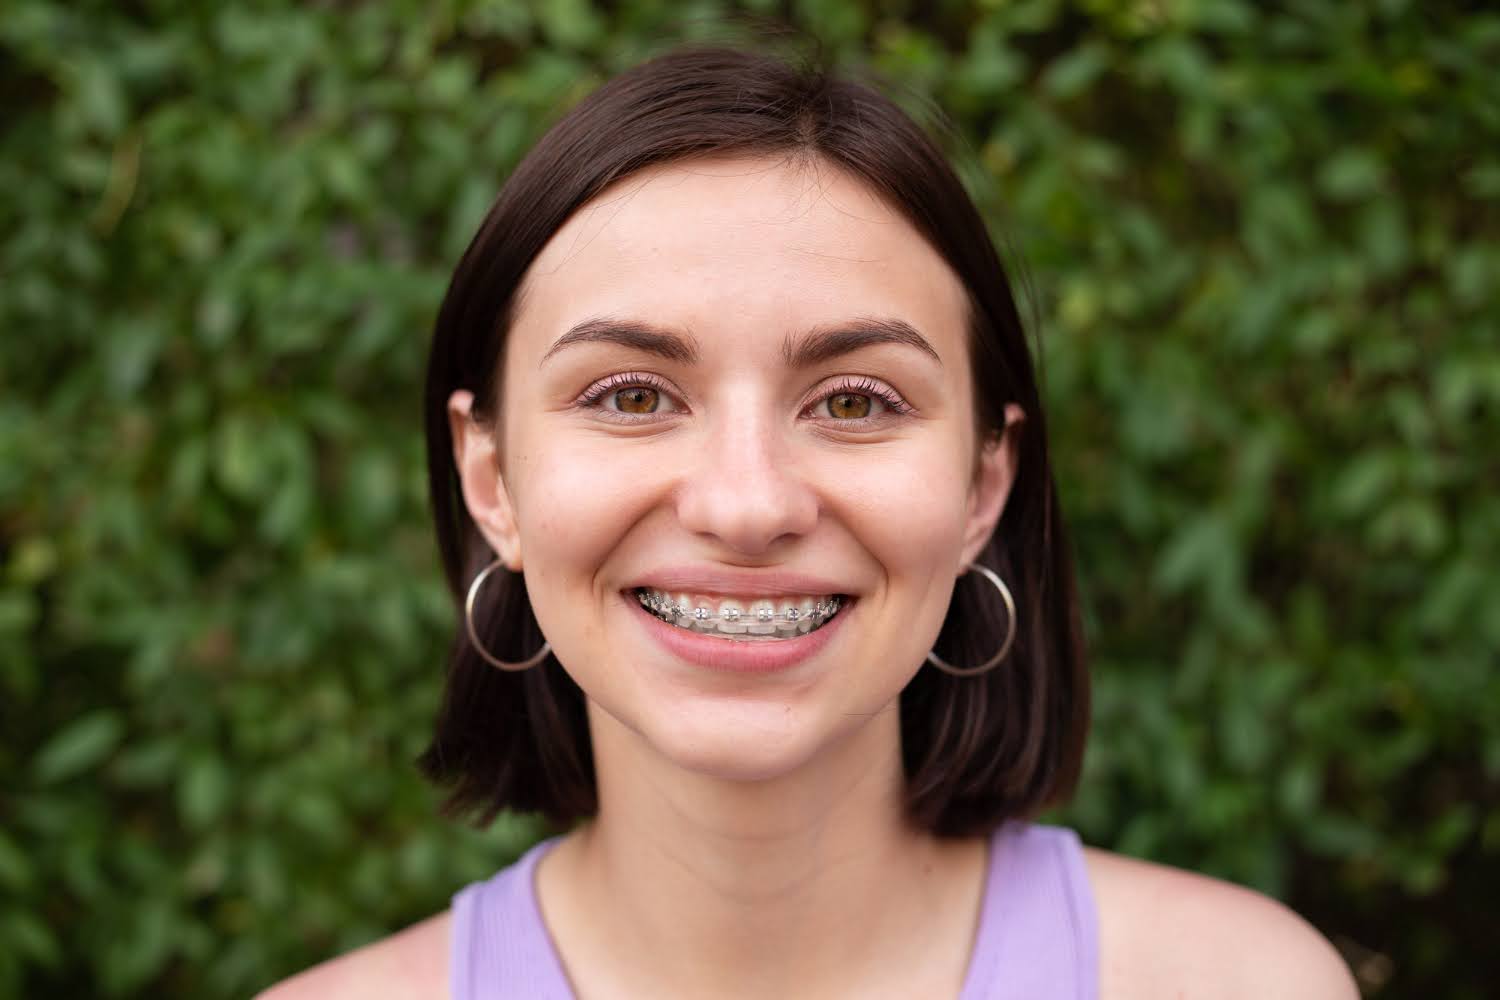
left=959, top=403, right=1026, bottom=570
left=448, top=389, right=524, bottom=571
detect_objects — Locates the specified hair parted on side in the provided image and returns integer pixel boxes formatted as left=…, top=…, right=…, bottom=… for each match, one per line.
left=416, top=43, right=1090, bottom=837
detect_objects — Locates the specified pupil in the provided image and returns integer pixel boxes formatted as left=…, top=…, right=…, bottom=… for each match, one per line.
left=617, top=387, right=659, bottom=413
left=830, top=393, right=871, bottom=419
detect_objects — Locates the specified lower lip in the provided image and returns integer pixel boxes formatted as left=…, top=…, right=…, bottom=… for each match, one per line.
left=625, top=594, right=852, bottom=674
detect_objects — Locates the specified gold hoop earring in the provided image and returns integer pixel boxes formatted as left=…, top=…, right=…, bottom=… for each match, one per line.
left=464, top=558, right=551, bottom=671
left=925, top=563, right=1017, bottom=677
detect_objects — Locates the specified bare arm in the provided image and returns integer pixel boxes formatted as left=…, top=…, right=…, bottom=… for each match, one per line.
left=1084, top=847, right=1358, bottom=1000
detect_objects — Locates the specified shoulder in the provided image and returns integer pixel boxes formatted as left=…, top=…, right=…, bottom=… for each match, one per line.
left=1080, top=846, right=1357, bottom=1000
left=253, top=909, right=452, bottom=1000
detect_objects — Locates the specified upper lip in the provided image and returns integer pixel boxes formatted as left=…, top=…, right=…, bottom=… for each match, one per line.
left=628, top=566, right=854, bottom=597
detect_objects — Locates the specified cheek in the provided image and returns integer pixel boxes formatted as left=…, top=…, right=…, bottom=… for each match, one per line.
left=510, top=434, right=656, bottom=601
left=818, top=438, right=973, bottom=678
left=505, top=429, right=686, bottom=691
left=835, top=439, right=972, bottom=575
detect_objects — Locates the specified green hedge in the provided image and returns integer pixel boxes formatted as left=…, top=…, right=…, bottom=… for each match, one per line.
left=3, top=1, right=1495, bottom=997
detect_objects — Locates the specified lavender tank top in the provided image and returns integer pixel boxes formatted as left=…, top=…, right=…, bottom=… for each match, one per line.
left=449, top=821, right=1099, bottom=999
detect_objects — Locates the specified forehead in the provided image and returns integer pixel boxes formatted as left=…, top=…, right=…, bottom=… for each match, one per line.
left=510, top=155, right=970, bottom=354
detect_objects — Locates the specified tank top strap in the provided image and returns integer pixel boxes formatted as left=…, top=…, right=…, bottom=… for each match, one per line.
left=957, top=822, right=1100, bottom=1000
left=449, top=837, right=573, bottom=1000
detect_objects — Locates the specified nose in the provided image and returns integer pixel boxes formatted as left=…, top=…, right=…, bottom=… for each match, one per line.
left=674, top=405, right=818, bottom=556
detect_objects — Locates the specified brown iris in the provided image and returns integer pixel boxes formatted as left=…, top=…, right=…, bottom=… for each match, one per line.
left=615, top=387, right=659, bottom=413
left=827, top=392, right=872, bottom=419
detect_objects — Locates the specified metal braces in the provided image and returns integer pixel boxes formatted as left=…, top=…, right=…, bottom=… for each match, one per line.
left=637, top=590, right=842, bottom=627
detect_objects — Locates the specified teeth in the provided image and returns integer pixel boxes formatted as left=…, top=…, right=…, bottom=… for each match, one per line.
left=634, top=588, right=844, bottom=640
left=747, top=599, right=777, bottom=634
left=716, top=598, right=747, bottom=633
left=673, top=593, right=694, bottom=628
left=776, top=599, right=800, bottom=635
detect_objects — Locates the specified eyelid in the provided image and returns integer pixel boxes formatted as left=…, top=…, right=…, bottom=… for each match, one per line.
left=576, top=371, right=679, bottom=405
left=805, top=375, right=913, bottom=420
left=574, top=371, right=687, bottom=423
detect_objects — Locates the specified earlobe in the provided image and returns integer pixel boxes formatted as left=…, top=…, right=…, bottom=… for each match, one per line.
left=960, top=403, right=1026, bottom=570
left=447, top=390, right=524, bottom=571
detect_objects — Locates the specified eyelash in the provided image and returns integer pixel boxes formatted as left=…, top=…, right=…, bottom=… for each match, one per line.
left=575, top=372, right=672, bottom=410
left=574, top=372, right=913, bottom=424
left=812, top=376, right=914, bottom=420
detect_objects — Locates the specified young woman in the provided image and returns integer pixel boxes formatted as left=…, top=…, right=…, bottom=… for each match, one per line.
left=264, top=46, right=1357, bottom=1000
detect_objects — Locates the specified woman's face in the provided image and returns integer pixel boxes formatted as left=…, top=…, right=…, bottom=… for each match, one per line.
left=453, top=156, right=1021, bottom=783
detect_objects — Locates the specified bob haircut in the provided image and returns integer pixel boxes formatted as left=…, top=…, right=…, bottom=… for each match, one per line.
left=417, top=44, right=1090, bottom=837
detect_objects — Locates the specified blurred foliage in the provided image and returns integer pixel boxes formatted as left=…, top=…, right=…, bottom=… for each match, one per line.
left=2, top=0, right=1496, bottom=997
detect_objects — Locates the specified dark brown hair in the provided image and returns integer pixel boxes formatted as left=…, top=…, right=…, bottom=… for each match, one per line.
left=416, top=44, right=1089, bottom=836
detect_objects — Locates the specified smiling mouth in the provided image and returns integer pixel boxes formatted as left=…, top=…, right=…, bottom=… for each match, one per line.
left=632, top=588, right=847, bottom=641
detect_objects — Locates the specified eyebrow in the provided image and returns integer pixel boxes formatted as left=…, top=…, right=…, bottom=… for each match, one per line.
left=539, top=316, right=942, bottom=368
left=784, top=318, right=942, bottom=368
left=540, top=317, right=700, bottom=366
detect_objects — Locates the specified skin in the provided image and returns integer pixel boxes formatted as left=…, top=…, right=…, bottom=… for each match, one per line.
left=475, top=154, right=1020, bottom=786
left=259, top=155, right=1359, bottom=1000
left=457, top=154, right=1017, bottom=997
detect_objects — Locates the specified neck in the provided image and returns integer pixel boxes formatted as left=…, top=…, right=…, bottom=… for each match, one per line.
left=537, top=703, right=981, bottom=998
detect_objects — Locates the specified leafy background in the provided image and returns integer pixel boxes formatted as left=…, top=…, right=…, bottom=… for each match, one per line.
left=3, top=0, right=1496, bottom=997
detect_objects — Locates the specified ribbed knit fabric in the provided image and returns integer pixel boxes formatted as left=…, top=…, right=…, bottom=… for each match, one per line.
left=449, top=835, right=572, bottom=1000
left=957, top=823, right=1100, bottom=1000
left=449, top=821, right=1099, bottom=999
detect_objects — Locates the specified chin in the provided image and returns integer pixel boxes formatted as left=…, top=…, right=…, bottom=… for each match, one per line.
left=599, top=693, right=843, bottom=783
left=660, top=736, right=820, bottom=785
left=636, top=691, right=893, bottom=786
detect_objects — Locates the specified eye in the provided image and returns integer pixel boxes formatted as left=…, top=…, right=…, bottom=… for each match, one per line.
left=808, top=377, right=911, bottom=422
left=576, top=372, right=682, bottom=420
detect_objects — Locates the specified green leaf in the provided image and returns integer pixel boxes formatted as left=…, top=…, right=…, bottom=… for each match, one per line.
left=33, top=711, right=125, bottom=784
left=1318, top=148, right=1386, bottom=200
left=1041, top=42, right=1112, bottom=100
left=0, top=830, right=33, bottom=891
left=179, top=754, right=231, bottom=831
left=7, top=909, right=62, bottom=968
